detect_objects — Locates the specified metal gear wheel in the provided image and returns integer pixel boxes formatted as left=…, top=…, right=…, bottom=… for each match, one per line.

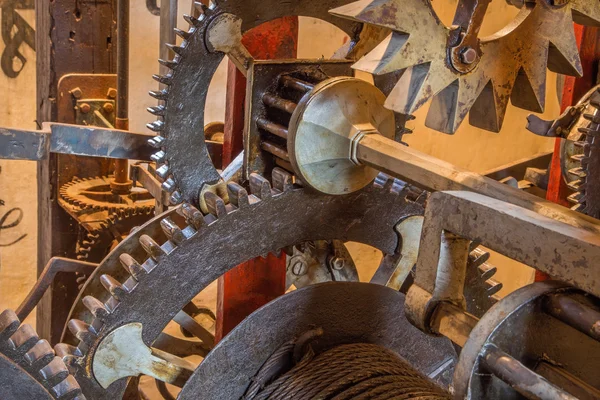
left=0, top=309, right=84, bottom=400
left=146, top=0, right=406, bottom=206
left=57, top=169, right=426, bottom=398
left=59, top=176, right=155, bottom=213
left=331, top=0, right=600, bottom=134
left=565, top=87, right=600, bottom=219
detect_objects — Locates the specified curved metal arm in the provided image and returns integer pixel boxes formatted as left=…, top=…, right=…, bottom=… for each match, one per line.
left=146, top=0, right=160, bottom=15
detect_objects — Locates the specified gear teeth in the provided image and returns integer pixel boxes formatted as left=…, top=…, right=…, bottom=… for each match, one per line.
left=478, top=263, right=497, bottom=281
left=82, top=296, right=110, bottom=320
left=567, top=192, right=584, bottom=204
left=583, top=112, right=600, bottom=124
left=151, top=151, right=166, bottom=163
left=140, top=234, right=166, bottom=260
left=39, top=357, right=70, bottom=388
left=193, top=1, right=208, bottom=13
left=24, top=339, right=55, bottom=371
left=166, top=43, right=185, bottom=56
left=52, top=374, right=83, bottom=400
left=120, top=253, right=147, bottom=280
left=486, top=278, right=503, bottom=296
left=170, top=191, right=183, bottom=205
left=54, top=343, right=83, bottom=370
left=204, top=192, right=227, bottom=218
left=156, top=164, right=170, bottom=180
left=147, top=105, right=166, bottom=117
left=162, top=177, right=177, bottom=192
left=0, top=309, right=20, bottom=340
left=567, top=179, right=582, bottom=191
left=158, top=58, right=178, bottom=71
left=152, top=74, right=172, bottom=86
left=161, top=217, right=186, bottom=244
left=183, top=14, right=199, bottom=26
left=227, top=182, right=250, bottom=208
left=249, top=173, right=273, bottom=199
left=179, top=203, right=206, bottom=229
left=568, top=166, right=586, bottom=177
left=174, top=27, right=191, bottom=40
left=149, top=89, right=169, bottom=101
left=147, top=120, right=165, bottom=132
left=272, top=168, right=294, bottom=192
left=67, top=320, right=96, bottom=347
left=10, top=324, right=39, bottom=356
left=468, top=248, right=490, bottom=269
left=100, top=274, right=129, bottom=300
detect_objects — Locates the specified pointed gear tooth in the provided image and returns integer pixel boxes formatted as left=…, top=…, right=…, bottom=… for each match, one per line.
left=39, top=356, right=70, bottom=388
left=193, top=1, right=208, bottom=14
left=179, top=203, right=206, bottom=229
left=227, top=182, right=250, bottom=208
left=139, top=234, right=166, bottom=260
left=160, top=217, right=186, bottom=244
left=24, top=339, right=55, bottom=371
left=271, top=168, right=294, bottom=192
left=174, top=27, right=191, bottom=40
left=170, top=191, right=183, bottom=205
left=204, top=191, right=227, bottom=218
left=152, top=74, right=172, bottom=86
left=147, top=120, right=165, bottom=132
left=183, top=13, right=199, bottom=26
left=67, top=320, right=96, bottom=346
left=568, top=166, right=586, bottom=178
left=0, top=309, right=20, bottom=339
left=571, top=0, right=600, bottom=26
left=119, top=253, right=147, bottom=280
left=151, top=150, right=166, bottom=163
left=567, top=180, right=582, bottom=191
left=158, top=58, right=177, bottom=71
left=249, top=173, right=273, bottom=199
left=54, top=343, right=82, bottom=361
left=82, top=296, right=109, bottom=320
left=100, top=274, right=129, bottom=301
left=567, top=192, right=584, bottom=205
left=166, top=43, right=185, bottom=56
left=149, top=89, right=169, bottom=100
left=147, top=105, right=166, bottom=116
left=10, top=324, right=39, bottom=355
left=161, top=177, right=177, bottom=192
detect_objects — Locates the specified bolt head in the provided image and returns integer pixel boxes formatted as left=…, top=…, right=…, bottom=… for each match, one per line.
left=330, top=256, right=345, bottom=271
left=79, top=103, right=91, bottom=114
left=103, top=102, right=114, bottom=113
left=460, top=47, right=478, bottom=65
left=107, top=88, right=117, bottom=99
left=292, top=260, right=308, bottom=276
left=70, top=87, right=83, bottom=99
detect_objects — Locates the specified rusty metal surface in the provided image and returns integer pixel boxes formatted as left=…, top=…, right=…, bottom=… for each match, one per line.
left=179, top=282, right=456, bottom=399
left=404, top=190, right=600, bottom=336
left=58, top=172, right=425, bottom=398
left=0, top=309, right=84, bottom=399
left=454, top=281, right=600, bottom=399
left=332, top=0, right=600, bottom=133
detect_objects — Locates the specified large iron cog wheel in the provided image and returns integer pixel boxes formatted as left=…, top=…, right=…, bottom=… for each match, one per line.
left=146, top=0, right=403, bottom=206
left=331, top=0, right=600, bottom=134
left=56, top=170, right=426, bottom=399
left=0, top=309, right=84, bottom=400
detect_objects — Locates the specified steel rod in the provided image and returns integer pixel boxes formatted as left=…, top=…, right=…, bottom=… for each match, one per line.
left=482, top=344, right=577, bottom=400
left=355, top=134, right=600, bottom=235
left=544, top=294, right=600, bottom=341
left=114, top=0, right=131, bottom=189
left=256, top=117, right=288, bottom=139
left=280, top=75, right=314, bottom=92
left=263, top=94, right=297, bottom=114
left=261, top=141, right=290, bottom=161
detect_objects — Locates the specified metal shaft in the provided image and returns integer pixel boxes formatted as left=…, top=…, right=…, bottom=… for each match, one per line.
left=544, top=294, right=600, bottom=341
left=355, top=133, right=600, bottom=235
left=114, top=0, right=131, bottom=189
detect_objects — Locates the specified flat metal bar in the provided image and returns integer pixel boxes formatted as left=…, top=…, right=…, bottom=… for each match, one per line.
left=0, top=126, right=49, bottom=160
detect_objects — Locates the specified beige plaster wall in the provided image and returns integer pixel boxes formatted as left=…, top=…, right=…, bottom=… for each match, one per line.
left=1, top=1, right=567, bottom=320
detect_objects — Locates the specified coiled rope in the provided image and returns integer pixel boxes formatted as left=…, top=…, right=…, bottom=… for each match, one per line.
left=245, top=340, right=450, bottom=400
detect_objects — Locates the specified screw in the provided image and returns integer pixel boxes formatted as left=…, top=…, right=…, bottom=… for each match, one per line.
left=70, top=87, right=82, bottom=99
left=103, top=102, right=114, bottom=113
left=460, top=47, right=478, bottom=65
left=79, top=103, right=91, bottom=114
left=291, top=260, right=308, bottom=276
left=107, top=88, right=117, bottom=99
left=329, top=256, right=345, bottom=271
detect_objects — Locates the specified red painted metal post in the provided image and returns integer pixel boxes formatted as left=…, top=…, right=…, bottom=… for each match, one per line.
left=538, top=24, right=600, bottom=281
left=216, top=17, right=299, bottom=341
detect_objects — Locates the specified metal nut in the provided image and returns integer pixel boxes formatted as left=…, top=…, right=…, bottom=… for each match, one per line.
left=79, top=103, right=91, bottom=114
left=107, top=88, right=117, bottom=99
left=291, top=260, right=308, bottom=276
left=103, top=102, right=115, bottom=113
left=329, top=256, right=345, bottom=271
left=460, top=47, right=478, bottom=65
left=70, top=87, right=83, bottom=99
